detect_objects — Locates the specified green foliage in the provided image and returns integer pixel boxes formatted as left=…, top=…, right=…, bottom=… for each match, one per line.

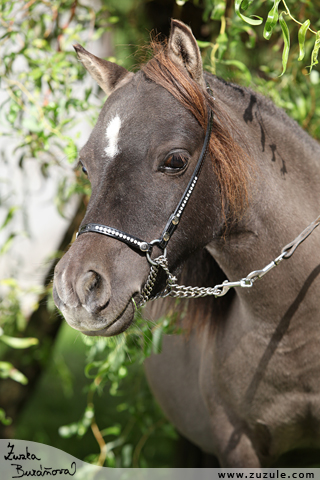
left=263, top=0, right=281, bottom=41
left=58, top=311, right=179, bottom=467
left=0, top=408, right=12, bottom=426
left=232, top=0, right=320, bottom=73
left=0, top=333, right=38, bottom=349
left=0, top=361, right=28, bottom=386
left=198, top=0, right=320, bottom=139
left=0, top=278, right=42, bottom=414
left=311, top=30, right=320, bottom=70
left=235, top=0, right=263, bottom=25
left=0, top=0, right=109, bottom=183
left=298, top=20, right=311, bottom=61
left=0, top=0, right=114, bottom=439
left=279, top=11, right=290, bottom=75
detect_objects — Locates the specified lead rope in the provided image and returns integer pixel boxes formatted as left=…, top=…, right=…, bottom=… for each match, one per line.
left=137, top=214, right=320, bottom=308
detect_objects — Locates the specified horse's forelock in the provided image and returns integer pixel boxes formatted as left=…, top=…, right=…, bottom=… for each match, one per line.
left=142, top=41, right=253, bottom=222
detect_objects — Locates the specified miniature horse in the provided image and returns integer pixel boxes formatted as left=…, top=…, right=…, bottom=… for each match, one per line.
left=53, top=20, right=320, bottom=467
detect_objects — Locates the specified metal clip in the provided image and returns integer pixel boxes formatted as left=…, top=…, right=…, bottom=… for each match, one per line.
left=214, top=277, right=254, bottom=297
left=214, top=280, right=237, bottom=297
left=240, top=278, right=254, bottom=288
left=146, top=239, right=167, bottom=266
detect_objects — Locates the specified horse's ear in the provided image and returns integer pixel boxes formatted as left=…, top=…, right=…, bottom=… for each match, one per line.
left=73, top=44, right=133, bottom=95
left=168, top=19, right=205, bottom=88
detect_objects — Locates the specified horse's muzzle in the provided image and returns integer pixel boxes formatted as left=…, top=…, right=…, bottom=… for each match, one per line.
left=52, top=243, right=142, bottom=336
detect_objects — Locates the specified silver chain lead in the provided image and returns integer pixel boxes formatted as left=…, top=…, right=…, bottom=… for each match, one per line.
left=137, top=253, right=284, bottom=307
left=137, top=215, right=320, bottom=308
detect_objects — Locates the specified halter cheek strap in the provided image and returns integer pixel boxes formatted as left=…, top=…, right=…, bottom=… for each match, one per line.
left=77, top=108, right=213, bottom=257
left=157, top=108, right=213, bottom=250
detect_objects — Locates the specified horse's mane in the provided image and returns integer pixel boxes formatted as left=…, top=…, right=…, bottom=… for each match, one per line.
left=142, top=40, right=252, bottom=220
left=141, top=40, right=255, bottom=333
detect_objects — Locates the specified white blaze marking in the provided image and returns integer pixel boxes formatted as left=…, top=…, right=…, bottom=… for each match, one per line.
left=105, top=115, right=121, bottom=158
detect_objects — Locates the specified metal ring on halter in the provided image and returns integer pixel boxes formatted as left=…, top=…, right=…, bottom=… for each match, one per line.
left=146, top=239, right=167, bottom=266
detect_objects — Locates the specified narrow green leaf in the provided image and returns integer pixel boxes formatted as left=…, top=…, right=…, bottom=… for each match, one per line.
left=0, top=362, right=28, bottom=385
left=263, top=0, right=281, bottom=41
left=196, top=40, right=212, bottom=48
left=298, top=20, right=310, bottom=61
left=279, top=12, right=290, bottom=76
left=8, top=369, right=28, bottom=385
left=0, top=335, right=39, bottom=349
left=310, top=31, right=320, bottom=71
left=235, top=0, right=263, bottom=26
left=0, top=233, right=16, bottom=256
left=0, top=408, right=12, bottom=426
left=100, top=425, right=121, bottom=437
left=0, top=206, right=19, bottom=231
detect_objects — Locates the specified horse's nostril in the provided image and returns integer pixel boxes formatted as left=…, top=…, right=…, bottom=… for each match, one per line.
left=83, top=271, right=100, bottom=292
left=76, top=270, right=111, bottom=314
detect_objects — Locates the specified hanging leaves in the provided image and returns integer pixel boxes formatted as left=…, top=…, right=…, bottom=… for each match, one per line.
left=0, top=408, right=12, bottom=426
left=263, top=0, right=281, bottom=40
left=232, top=0, right=319, bottom=74
left=310, top=31, right=320, bottom=70
left=0, top=361, right=28, bottom=385
left=235, top=0, right=263, bottom=26
left=298, top=20, right=311, bottom=61
left=0, top=334, right=39, bottom=349
left=279, top=12, right=290, bottom=76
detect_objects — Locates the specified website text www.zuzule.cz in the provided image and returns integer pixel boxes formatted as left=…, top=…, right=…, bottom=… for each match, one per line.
left=218, top=473, right=315, bottom=479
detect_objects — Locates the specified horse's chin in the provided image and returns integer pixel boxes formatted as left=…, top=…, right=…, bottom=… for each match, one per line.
left=83, top=303, right=134, bottom=337
left=61, top=295, right=137, bottom=337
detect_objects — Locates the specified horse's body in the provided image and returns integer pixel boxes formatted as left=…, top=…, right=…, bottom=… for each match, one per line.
left=53, top=20, right=320, bottom=467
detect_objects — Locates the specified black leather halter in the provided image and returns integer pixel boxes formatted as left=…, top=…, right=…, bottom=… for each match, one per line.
left=77, top=107, right=213, bottom=259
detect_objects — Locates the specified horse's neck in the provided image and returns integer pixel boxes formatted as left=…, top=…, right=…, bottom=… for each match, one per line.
left=208, top=74, right=320, bottom=181
left=206, top=74, right=320, bottom=316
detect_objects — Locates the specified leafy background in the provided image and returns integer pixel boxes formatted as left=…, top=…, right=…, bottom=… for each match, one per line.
left=0, top=0, right=320, bottom=468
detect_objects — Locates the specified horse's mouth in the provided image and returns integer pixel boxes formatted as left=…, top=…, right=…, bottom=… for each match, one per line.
left=82, top=295, right=138, bottom=337
left=54, top=286, right=140, bottom=337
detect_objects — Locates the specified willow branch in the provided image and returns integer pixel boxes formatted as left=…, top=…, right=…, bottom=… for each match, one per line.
left=281, top=0, right=317, bottom=35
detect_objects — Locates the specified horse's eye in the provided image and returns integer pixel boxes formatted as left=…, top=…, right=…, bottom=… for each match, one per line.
left=78, top=160, right=88, bottom=176
left=163, top=153, right=188, bottom=172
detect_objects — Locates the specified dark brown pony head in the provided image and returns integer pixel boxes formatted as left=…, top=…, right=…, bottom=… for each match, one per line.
left=53, top=20, right=250, bottom=336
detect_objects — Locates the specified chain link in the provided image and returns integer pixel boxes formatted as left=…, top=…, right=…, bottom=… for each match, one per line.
left=137, top=215, right=320, bottom=308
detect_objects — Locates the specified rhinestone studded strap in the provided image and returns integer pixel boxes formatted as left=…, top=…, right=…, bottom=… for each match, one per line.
left=77, top=223, right=152, bottom=253
left=157, top=108, right=213, bottom=250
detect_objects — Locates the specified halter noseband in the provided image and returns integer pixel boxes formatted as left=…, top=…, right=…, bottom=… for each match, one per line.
left=77, top=107, right=213, bottom=261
